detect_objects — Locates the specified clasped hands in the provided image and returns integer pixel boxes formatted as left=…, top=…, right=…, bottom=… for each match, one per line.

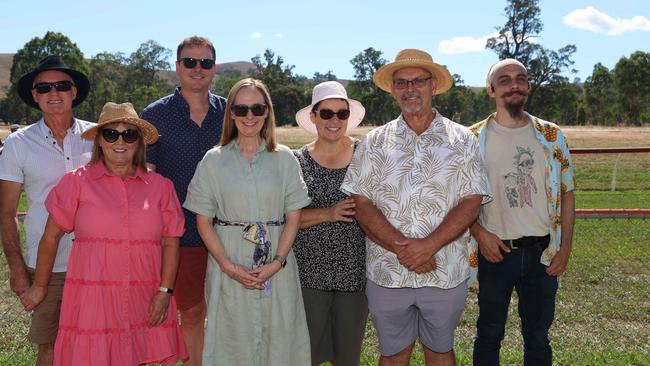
left=223, top=261, right=281, bottom=289
left=394, top=238, right=437, bottom=273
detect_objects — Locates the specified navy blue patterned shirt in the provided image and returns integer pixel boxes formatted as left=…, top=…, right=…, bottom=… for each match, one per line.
left=142, top=87, right=227, bottom=247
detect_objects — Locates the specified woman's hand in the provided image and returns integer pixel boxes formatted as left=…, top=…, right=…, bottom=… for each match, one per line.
left=19, top=284, right=47, bottom=311
left=148, top=292, right=171, bottom=327
left=248, top=261, right=282, bottom=287
left=328, top=198, right=356, bottom=223
left=222, top=261, right=263, bottom=289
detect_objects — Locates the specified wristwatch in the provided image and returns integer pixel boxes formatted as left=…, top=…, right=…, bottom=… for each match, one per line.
left=159, top=286, right=174, bottom=295
left=273, top=254, right=287, bottom=268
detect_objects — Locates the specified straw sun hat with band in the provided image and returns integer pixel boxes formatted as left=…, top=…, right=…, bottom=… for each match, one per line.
left=373, top=49, right=454, bottom=95
left=295, top=81, right=365, bottom=136
left=81, top=102, right=159, bottom=144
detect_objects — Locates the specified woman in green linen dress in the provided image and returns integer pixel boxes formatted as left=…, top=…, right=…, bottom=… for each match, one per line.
left=184, top=78, right=312, bottom=366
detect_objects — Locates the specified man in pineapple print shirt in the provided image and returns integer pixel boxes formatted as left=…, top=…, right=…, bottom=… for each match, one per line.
left=341, top=49, right=491, bottom=366
left=469, top=59, right=576, bottom=366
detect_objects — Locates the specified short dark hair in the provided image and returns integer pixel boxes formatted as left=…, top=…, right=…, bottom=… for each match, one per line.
left=177, top=36, right=216, bottom=61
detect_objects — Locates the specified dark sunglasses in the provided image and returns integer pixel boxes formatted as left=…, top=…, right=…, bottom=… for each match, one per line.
left=101, top=128, right=139, bottom=143
left=315, top=108, right=351, bottom=120
left=32, top=80, right=75, bottom=94
left=231, top=104, right=267, bottom=117
left=179, top=57, right=215, bottom=70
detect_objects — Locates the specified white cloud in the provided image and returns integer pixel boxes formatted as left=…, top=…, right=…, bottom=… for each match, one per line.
left=274, top=33, right=283, bottom=39
left=563, top=7, right=650, bottom=35
left=251, top=32, right=262, bottom=39
left=438, top=33, right=498, bottom=54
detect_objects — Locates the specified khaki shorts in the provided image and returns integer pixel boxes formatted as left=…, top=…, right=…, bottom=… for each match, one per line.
left=27, top=271, right=66, bottom=345
left=174, top=246, right=208, bottom=311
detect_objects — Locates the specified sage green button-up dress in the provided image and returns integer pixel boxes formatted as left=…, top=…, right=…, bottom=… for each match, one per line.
left=184, top=141, right=311, bottom=366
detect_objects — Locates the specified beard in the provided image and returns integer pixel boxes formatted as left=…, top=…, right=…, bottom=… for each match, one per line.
left=502, top=91, right=528, bottom=119
left=400, top=92, right=424, bottom=114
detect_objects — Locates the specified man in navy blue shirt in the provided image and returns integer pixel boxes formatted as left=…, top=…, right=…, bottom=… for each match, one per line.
left=141, top=36, right=226, bottom=366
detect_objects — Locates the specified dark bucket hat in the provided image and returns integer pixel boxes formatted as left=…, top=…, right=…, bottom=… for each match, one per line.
left=17, top=55, right=90, bottom=110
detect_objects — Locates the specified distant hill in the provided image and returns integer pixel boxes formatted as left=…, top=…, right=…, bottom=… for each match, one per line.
left=0, top=53, right=256, bottom=98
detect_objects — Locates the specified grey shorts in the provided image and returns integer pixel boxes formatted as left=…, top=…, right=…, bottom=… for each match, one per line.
left=366, top=280, right=467, bottom=356
left=27, top=271, right=66, bottom=345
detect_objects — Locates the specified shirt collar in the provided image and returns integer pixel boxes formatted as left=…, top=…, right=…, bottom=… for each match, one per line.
left=172, top=86, right=218, bottom=110
left=37, top=117, right=83, bottom=139
left=88, top=160, right=149, bottom=183
left=224, top=139, right=268, bottom=153
left=396, top=108, right=443, bottom=136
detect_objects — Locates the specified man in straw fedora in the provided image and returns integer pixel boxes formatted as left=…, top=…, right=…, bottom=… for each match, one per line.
left=0, top=55, right=94, bottom=365
left=341, top=48, right=491, bottom=365
left=468, top=59, right=575, bottom=366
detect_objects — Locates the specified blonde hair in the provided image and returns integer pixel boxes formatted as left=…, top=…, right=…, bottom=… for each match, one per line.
left=89, top=123, right=147, bottom=168
left=220, top=78, right=277, bottom=152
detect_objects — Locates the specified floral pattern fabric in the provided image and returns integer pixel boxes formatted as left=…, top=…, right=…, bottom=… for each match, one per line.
left=467, top=113, right=576, bottom=291
left=341, top=111, right=491, bottom=289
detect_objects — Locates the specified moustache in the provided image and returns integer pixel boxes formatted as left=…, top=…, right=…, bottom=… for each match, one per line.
left=401, top=92, right=421, bottom=101
left=503, top=90, right=528, bottom=97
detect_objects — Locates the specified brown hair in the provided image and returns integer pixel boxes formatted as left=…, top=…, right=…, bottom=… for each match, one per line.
left=89, top=123, right=147, bottom=169
left=220, top=78, right=277, bottom=152
left=177, top=36, right=216, bottom=60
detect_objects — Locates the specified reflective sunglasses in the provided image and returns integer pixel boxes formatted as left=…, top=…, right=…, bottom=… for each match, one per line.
left=179, top=57, right=215, bottom=70
left=315, top=108, right=350, bottom=120
left=101, top=128, right=139, bottom=143
left=32, top=80, right=75, bottom=94
left=231, top=104, right=267, bottom=117
left=392, top=76, right=432, bottom=90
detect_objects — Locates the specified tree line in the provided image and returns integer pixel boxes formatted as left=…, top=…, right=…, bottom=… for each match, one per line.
left=1, top=1, right=649, bottom=127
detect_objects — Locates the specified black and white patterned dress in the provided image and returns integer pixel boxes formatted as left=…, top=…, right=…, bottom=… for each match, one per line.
left=293, top=142, right=366, bottom=292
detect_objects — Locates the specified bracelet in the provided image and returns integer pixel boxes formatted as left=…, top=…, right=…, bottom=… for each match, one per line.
left=272, top=254, right=287, bottom=268
left=159, top=286, right=173, bottom=295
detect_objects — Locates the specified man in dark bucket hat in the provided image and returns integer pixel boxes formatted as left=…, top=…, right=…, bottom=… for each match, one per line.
left=0, top=55, right=95, bottom=365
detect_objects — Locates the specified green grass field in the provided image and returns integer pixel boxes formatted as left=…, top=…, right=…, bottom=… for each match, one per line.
left=1, top=126, right=649, bottom=365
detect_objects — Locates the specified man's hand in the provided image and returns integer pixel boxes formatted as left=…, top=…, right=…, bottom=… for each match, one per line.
left=413, top=257, right=437, bottom=274
left=10, top=267, right=31, bottom=296
left=475, top=229, right=510, bottom=263
left=19, top=283, right=46, bottom=311
left=546, top=248, right=570, bottom=276
left=395, top=238, right=437, bottom=271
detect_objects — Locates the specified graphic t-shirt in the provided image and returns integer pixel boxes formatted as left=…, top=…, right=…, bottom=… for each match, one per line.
left=479, top=119, right=549, bottom=240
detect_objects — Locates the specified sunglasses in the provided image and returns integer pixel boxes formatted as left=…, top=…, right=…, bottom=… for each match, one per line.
left=315, top=109, right=351, bottom=120
left=231, top=104, right=267, bottom=117
left=32, top=80, right=75, bottom=94
left=101, top=128, right=139, bottom=143
left=179, top=57, right=215, bottom=70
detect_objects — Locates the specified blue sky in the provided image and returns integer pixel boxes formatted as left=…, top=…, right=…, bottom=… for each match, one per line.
left=1, top=0, right=648, bottom=87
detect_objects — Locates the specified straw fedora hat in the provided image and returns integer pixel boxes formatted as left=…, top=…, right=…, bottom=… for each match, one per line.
left=17, top=55, right=90, bottom=110
left=373, top=49, right=453, bottom=95
left=295, top=81, right=365, bottom=136
left=81, top=102, right=159, bottom=144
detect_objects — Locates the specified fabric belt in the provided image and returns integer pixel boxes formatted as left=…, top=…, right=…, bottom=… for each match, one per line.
left=215, top=218, right=285, bottom=296
left=503, top=234, right=550, bottom=250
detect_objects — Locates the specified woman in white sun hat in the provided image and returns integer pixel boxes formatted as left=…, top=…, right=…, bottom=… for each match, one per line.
left=293, top=81, right=368, bottom=366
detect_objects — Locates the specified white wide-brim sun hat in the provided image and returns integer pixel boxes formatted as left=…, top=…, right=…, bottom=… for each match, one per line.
left=295, top=81, right=365, bottom=136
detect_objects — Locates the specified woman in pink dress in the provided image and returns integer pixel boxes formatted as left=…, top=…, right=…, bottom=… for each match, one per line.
left=20, top=102, right=187, bottom=365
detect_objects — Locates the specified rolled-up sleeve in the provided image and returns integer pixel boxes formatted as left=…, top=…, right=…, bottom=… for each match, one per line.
left=183, top=153, right=219, bottom=218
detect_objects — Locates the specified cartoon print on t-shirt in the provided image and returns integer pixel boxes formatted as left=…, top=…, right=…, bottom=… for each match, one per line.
left=504, top=146, right=537, bottom=208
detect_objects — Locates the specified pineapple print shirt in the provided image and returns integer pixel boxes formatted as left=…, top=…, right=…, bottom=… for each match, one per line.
left=467, top=113, right=576, bottom=291
left=341, top=110, right=491, bottom=289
